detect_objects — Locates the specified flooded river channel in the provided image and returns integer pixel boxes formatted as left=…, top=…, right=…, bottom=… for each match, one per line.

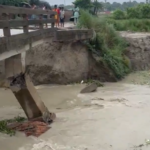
left=1, top=71, right=150, bottom=150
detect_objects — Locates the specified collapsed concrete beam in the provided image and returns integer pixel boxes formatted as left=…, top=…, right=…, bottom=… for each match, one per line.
left=5, top=54, right=55, bottom=123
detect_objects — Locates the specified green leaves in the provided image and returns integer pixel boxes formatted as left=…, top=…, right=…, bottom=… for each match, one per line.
left=78, top=10, right=130, bottom=79
left=0, top=0, right=29, bottom=6
left=0, top=116, right=26, bottom=136
left=126, top=4, right=150, bottom=19
left=73, top=0, right=92, bottom=10
left=113, top=9, right=126, bottom=20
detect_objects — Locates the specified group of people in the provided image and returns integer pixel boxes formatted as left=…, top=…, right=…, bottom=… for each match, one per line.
left=53, top=5, right=65, bottom=27
left=21, top=3, right=80, bottom=28
left=53, top=5, right=80, bottom=27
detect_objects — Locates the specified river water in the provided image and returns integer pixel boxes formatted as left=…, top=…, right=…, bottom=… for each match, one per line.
left=1, top=72, right=150, bottom=150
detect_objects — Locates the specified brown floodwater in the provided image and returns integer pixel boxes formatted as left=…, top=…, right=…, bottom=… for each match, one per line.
left=1, top=72, right=150, bottom=150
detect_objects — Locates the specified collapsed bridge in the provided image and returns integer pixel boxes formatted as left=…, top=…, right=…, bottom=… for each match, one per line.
left=0, top=5, right=93, bottom=122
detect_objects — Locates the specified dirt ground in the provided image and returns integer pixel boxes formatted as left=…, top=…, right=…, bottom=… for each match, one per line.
left=0, top=71, right=150, bottom=150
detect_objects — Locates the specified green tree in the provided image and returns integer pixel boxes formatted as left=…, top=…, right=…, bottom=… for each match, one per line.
left=73, top=0, right=92, bottom=10
left=126, top=7, right=139, bottom=18
left=29, top=0, right=39, bottom=5
left=38, top=0, right=51, bottom=9
left=102, top=1, right=139, bottom=11
left=113, top=9, right=126, bottom=19
left=126, top=4, right=150, bottom=19
left=0, top=0, right=28, bottom=6
left=92, top=0, right=103, bottom=15
left=139, top=4, right=150, bottom=18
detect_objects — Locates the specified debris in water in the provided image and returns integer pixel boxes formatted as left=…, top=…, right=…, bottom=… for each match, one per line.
left=81, top=80, right=84, bottom=84
left=80, top=83, right=98, bottom=93
left=145, top=139, right=150, bottom=146
left=8, top=121, right=50, bottom=137
left=92, top=97, right=104, bottom=101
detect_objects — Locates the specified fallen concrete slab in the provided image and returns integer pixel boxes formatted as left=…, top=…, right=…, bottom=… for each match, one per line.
left=80, top=83, right=98, bottom=93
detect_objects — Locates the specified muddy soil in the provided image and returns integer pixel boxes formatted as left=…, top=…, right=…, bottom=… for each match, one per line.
left=0, top=71, right=150, bottom=150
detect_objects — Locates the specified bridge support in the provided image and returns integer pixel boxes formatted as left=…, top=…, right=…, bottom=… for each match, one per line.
left=5, top=54, right=54, bottom=122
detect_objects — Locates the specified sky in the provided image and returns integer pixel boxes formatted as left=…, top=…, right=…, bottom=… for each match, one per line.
left=46, top=0, right=145, bottom=5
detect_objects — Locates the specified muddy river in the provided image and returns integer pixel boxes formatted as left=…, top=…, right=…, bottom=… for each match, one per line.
left=1, top=71, right=150, bottom=150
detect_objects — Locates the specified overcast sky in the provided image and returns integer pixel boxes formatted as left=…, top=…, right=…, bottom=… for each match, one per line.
left=46, top=0, right=145, bottom=5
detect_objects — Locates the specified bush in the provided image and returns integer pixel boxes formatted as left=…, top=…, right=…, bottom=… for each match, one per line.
left=126, top=7, right=140, bottom=19
left=78, top=10, right=130, bottom=79
left=126, top=4, right=150, bottom=19
left=107, top=18, right=150, bottom=32
left=113, top=9, right=126, bottom=20
left=139, top=4, right=150, bottom=18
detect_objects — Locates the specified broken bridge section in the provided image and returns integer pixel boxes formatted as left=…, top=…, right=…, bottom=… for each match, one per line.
left=0, top=5, right=56, bottom=122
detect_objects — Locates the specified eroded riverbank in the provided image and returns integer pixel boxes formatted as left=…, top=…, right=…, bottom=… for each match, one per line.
left=1, top=71, right=150, bottom=150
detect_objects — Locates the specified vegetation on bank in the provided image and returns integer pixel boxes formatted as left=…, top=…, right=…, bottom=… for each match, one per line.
left=107, top=19, right=150, bottom=32
left=0, top=116, right=26, bottom=136
left=102, top=4, right=150, bottom=32
left=113, top=4, right=150, bottom=19
left=78, top=10, right=130, bottom=79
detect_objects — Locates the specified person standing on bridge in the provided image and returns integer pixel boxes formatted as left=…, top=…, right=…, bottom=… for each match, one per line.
left=60, top=7, right=65, bottom=27
left=73, top=6, right=79, bottom=25
left=53, top=5, right=60, bottom=27
left=43, top=5, right=48, bottom=28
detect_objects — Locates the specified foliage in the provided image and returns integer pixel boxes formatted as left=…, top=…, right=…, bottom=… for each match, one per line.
left=111, top=4, right=150, bottom=20
left=103, top=1, right=142, bottom=11
left=73, top=0, right=103, bottom=15
left=78, top=10, right=130, bottom=79
left=126, top=7, right=139, bottom=19
left=38, top=1, right=51, bottom=9
left=113, top=9, right=126, bottom=19
left=68, top=1, right=145, bottom=12
left=29, top=0, right=39, bottom=5
left=92, top=0, right=103, bottom=15
left=0, top=0, right=51, bottom=9
left=126, top=4, right=150, bottom=19
left=73, top=0, right=92, bottom=10
left=0, top=0, right=28, bottom=6
left=107, top=18, right=150, bottom=32
left=0, top=116, right=26, bottom=136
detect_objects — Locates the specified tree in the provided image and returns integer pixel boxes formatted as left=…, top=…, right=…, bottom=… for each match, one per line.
left=0, top=0, right=28, bottom=6
left=38, top=0, right=51, bottom=9
left=113, top=9, right=126, bottom=19
left=73, top=0, right=92, bottom=10
left=92, top=0, right=103, bottom=15
left=29, top=0, right=39, bottom=5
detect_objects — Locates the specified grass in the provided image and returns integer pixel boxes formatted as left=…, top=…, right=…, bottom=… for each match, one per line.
left=77, top=10, right=130, bottom=79
left=0, top=116, right=26, bottom=136
left=106, top=18, right=150, bottom=32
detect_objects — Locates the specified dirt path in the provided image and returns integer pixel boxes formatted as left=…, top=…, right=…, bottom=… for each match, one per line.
left=1, top=72, right=150, bottom=150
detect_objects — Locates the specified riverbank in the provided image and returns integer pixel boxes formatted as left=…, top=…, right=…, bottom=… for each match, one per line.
left=1, top=71, right=150, bottom=150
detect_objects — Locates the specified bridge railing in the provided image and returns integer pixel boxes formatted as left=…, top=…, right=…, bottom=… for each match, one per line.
left=0, top=5, right=56, bottom=60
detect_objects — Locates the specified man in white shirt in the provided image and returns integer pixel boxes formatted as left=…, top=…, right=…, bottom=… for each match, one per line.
left=60, top=7, right=65, bottom=27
